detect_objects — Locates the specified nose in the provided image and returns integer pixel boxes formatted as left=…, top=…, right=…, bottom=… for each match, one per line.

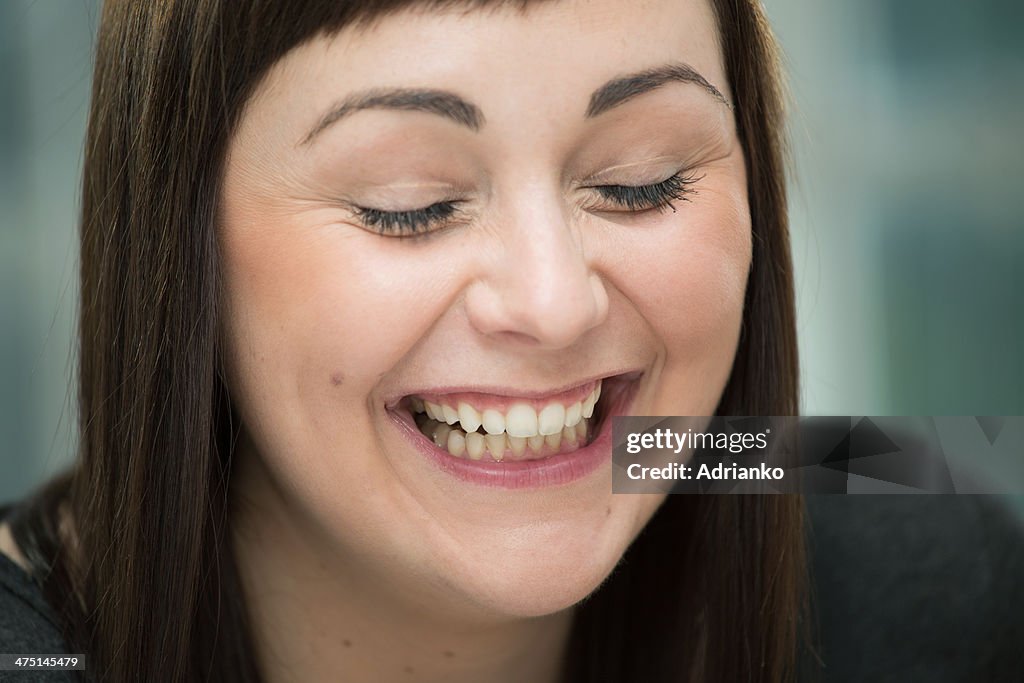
left=464, top=194, right=609, bottom=350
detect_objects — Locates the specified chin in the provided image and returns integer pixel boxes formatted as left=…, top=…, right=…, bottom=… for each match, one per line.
left=441, top=499, right=655, bottom=619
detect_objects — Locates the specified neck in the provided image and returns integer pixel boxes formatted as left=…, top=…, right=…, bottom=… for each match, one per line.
left=231, top=454, right=573, bottom=683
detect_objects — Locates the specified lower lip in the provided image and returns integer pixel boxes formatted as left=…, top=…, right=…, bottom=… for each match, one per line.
left=390, top=378, right=637, bottom=489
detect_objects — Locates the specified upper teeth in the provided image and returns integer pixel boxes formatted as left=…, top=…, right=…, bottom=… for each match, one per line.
left=415, top=382, right=601, bottom=438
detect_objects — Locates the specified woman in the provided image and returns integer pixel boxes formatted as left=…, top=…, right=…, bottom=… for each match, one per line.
left=0, top=0, right=805, bottom=680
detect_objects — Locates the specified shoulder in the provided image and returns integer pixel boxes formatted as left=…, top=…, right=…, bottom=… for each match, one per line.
left=0, top=552, right=73, bottom=642
left=0, top=517, right=77, bottom=682
left=806, top=495, right=1024, bottom=681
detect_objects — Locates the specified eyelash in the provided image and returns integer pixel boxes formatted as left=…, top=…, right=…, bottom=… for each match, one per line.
left=353, top=201, right=461, bottom=236
left=592, top=170, right=702, bottom=213
left=352, top=170, right=701, bottom=236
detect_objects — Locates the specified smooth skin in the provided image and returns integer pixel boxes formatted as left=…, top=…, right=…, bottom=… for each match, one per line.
left=223, top=0, right=750, bottom=680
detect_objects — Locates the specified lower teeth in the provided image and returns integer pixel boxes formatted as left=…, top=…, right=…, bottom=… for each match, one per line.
left=416, top=416, right=591, bottom=462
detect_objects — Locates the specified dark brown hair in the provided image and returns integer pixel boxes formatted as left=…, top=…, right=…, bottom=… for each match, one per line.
left=12, top=1, right=805, bottom=680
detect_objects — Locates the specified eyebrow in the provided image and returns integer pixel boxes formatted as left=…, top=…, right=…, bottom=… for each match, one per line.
left=300, top=88, right=484, bottom=144
left=585, top=62, right=732, bottom=118
left=301, top=61, right=730, bottom=145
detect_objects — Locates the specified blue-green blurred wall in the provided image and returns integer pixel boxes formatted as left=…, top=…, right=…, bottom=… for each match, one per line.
left=1, top=0, right=1022, bottom=501
left=768, top=0, right=1024, bottom=415
left=1, top=1, right=97, bottom=502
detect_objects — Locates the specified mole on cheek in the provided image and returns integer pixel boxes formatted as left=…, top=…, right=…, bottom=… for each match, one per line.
left=330, top=372, right=344, bottom=387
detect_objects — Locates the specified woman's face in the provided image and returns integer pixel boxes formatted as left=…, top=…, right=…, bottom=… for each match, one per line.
left=221, top=0, right=749, bottom=618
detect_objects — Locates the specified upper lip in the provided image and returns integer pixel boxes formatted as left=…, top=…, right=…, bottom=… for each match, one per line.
left=384, top=369, right=642, bottom=411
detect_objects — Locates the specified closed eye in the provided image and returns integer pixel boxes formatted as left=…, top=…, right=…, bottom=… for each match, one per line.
left=352, top=201, right=462, bottom=236
left=350, top=169, right=701, bottom=237
left=592, top=170, right=702, bottom=213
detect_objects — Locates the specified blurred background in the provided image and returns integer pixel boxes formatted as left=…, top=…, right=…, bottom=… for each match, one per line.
left=1, top=0, right=1022, bottom=502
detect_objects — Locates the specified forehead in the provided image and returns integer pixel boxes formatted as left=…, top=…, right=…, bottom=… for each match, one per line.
left=239, top=0, right=726, bottom=147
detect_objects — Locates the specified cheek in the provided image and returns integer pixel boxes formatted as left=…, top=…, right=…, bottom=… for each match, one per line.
left=218, top=205, right=441, bottom=430
left=604, top=167, right=751, bottom=406
left=661, top=185, right=751, bottom=343
left=622, top=198, right=749, bottom=331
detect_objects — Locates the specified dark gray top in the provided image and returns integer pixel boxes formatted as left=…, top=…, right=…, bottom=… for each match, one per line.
left=804, top=495, right=1024, bottom=682
left=0, top=541, right=76, bottom=681
left=1, top=497, right=1023, bottom=682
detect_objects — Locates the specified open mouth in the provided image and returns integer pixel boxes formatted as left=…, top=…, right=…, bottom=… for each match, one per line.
left=401, top=373, right=632, bottom=464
